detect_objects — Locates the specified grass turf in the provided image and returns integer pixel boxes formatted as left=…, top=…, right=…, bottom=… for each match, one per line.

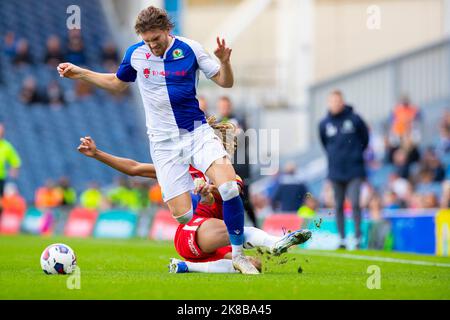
left=1, top=235, right=449, bottom=299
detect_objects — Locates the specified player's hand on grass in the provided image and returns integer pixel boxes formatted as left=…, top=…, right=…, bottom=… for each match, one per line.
left=214, top=37, right=232, bottom=64
left=57, top=62, right=83, bottom=79
left=77, top=136, right=97, bottom=157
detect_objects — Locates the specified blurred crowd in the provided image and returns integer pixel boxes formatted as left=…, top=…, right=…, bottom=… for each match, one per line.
left=1, top=91, right=448, bottom=219
left=1, top=176, right=164, bottom=213
left=250, top=94, right=449, bottom=222
left=1, top=30, right=448, bottom=220
left=365, top=95, right=449, bottom=211
left=3, top=30, right=127, bottom=109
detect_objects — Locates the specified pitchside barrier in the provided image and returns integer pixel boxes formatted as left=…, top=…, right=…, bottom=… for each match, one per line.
left=0, top=206, right=449, bottom=256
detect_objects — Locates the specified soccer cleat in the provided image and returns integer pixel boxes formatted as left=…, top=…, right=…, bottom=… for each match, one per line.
left=271, top=229, right=312, bottom=256
left=337, top=238, right=347, bottom=250
left=168, top=258, right=189, bottom=273
left=232, top=254, right=260, bottom=275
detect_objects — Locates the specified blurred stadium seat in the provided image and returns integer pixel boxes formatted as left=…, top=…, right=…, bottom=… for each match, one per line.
left=0, top=0, right=149, bottom=201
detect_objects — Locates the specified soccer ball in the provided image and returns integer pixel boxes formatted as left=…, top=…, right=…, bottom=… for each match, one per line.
left=40, top=243, right=77, bottom=275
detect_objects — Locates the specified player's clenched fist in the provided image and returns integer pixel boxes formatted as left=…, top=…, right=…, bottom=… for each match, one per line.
left=57, top=62, right=83, bottom=79
left=77, top=136, right=97, bottom=157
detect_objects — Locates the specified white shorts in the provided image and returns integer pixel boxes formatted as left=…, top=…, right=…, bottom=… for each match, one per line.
left=149, top=124, right=229, bottom=202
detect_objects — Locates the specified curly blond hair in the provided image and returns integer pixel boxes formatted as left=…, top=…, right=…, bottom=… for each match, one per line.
left=207, top=116, right=237, bottom=156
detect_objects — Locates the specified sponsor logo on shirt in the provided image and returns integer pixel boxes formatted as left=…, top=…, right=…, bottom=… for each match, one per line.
left=143, top=68, right=150, bottom=78
left=143, top=69, right=188, bottom=78
left=188, top=233, right=200, bottom=256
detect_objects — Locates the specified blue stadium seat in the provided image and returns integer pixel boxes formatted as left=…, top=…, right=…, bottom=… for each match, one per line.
left=0, top=0, right=148, bottom=201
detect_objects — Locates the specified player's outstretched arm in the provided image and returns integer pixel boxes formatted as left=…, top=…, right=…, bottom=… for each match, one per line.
left=77, top=136, right=156, bottom=179
left=57, top=63, right=128, bottom=93
left=211, top=37, right=234, bottom=88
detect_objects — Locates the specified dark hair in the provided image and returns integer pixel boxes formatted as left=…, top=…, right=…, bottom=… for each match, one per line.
left=134, top=6, right=175, bottom=34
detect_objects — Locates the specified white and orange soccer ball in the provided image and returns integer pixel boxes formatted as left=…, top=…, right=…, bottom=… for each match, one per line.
left=40, top=243, right=77, bottom=275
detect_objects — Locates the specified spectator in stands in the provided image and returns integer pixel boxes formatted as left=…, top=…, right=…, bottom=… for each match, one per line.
left=216, top=96, right=242, bottom=128
left=3, top=31, right=17, bottom=57
left=35, top=180, right=63, bottom=209
left=198, top=95, right=209, bottom=116
left=101, top=41, right=119, bottom=68
left=441, top=180, right=450, bottom=209
left=107, top=176, right=140, bottom=210
left=80, top=182, right=103, bottom=210
left=390, top=94, right=421, bottom=140
left=422, top=192, right=439, bottom=209
left=407, top=192, right=424, bottom=209
left=56, top=177, right=77, bottom=207
left=45, top=80, right=66, bottom=108
left=44, top=35, right=64, bottom=67
left=392, top=148, right=411, bottom=179
left=0, top=123, right=21, bottom=214
left=367, top=193, right=391, bottom=250
left=437, top=110, right=450, bottom=155
left=319, top=90, right=369, bottom=249
left=130, top=180, right=150, bottom=210
left=12, top=38, right=33, bottom=66
left=250, top=192, right=272, bottom=218
left=148, top=181, right=163, bottom=206
left=382, top=190, right=402, bottom=209
left=0, top=182, right=26, bottom=214
left=66, top=30, right=86, bottom=65
left=74, top=80, right=94, bottom=100
left=216, top=96, right=258, bottom=226
left=19, top=76, right=45, bottom=105
left=387, top=172, right=410, bottom=204
left=271, top=162, right=308, bottom=213
left=389, top=135, right=421, bottom=179
left=418, top=147, right=446, bottom=182
left=319, top=181, right=335, bottom=209
left=415, top=169, right=442, bottom=197
left=297, top=194, right=317, bottom=219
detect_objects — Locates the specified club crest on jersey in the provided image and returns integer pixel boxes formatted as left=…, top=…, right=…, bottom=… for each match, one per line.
left=145, top=52, right=151, bottom=59
left=172, top=48, right=184, bottom=59
left=342, top=120, right=355, bottom=133
left=143, top=68, right=150, bottom=78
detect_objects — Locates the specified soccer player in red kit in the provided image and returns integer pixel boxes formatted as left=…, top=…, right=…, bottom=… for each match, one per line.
left=78, top=136, right=311, bottom=274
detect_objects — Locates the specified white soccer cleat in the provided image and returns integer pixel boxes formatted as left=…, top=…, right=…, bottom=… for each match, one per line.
left=232, top=255, right=260, bottom=275
left=271, top=229, right=312, bottom=256
left=168, top=258, right=189, bottom=273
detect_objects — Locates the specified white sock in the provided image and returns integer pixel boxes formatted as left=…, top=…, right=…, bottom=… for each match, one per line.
left=185, top=259, right=238, bottom=273
left=243, top=227, right=281, bottom=250
left=231, top=245, right=244, bottom=258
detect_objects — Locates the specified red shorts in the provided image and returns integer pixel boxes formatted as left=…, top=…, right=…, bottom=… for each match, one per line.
left=174, top=215, right=232, bottom=262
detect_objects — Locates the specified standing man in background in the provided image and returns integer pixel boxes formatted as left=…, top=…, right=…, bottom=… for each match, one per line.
left=0, top=122, right=21, bottom=216
left=319, top=90, right=369, bottom=249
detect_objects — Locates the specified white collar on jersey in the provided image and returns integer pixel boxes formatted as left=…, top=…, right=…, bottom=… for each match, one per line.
left=161, top=35, right=176, bottom=60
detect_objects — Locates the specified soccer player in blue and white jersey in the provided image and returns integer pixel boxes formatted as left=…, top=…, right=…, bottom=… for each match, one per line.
left=57, top=6, right=258, bottom=273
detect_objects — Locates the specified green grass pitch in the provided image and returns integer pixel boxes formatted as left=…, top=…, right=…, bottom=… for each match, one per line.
left=1, top=235, right=449, bottom=299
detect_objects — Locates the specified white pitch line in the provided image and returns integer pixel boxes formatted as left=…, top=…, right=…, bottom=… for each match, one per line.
left=295, top=251, right=450, bottom=268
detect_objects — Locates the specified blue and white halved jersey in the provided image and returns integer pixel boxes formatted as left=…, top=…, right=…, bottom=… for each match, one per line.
left=116, top=36, right=220, bottom=142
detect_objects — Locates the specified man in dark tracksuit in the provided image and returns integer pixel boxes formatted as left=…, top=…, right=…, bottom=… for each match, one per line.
left=319, top=90, right=369, bottom=249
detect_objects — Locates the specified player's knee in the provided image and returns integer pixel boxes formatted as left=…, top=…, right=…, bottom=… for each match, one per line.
left=172, top=207, right=193, bottom=224
left=218, top=180, right=239, bottom=201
